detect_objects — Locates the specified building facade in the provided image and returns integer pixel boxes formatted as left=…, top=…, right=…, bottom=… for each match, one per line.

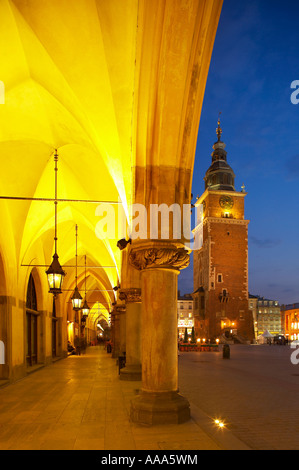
left=177, top=293, right=194, bottom=340
left=283, top=303, right=299, bottom=341
left=255, top=296, right=282, bottom=337
left=249, top=294, right=259, bottom=340
left=193, top=120, right=254, bottom=343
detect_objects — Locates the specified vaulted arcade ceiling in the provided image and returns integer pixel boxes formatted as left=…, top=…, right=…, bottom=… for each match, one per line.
left=0, top=0, right=222, bottom=311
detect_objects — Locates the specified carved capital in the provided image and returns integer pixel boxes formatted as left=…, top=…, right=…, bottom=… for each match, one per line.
left=119, top=288, right=142, bottom=303
left=114, top=304, right=126, bottom=315
left=129, top=242, right=190, bottom=271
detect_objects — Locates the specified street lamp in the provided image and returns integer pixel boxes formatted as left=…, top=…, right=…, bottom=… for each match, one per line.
left=81, top=255, right=90, bottom=318
left=71, top=224, right=82, bottom=311
left=46, top=150, right=66, bottom=294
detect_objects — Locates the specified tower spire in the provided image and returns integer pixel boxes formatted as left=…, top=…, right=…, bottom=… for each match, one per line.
left=204, top=115, right=236, bottom=191
left=216, top=112, right=222, bottom=142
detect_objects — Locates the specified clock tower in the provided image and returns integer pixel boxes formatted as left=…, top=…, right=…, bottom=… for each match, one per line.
left=193, top=119, right=254, bottom=343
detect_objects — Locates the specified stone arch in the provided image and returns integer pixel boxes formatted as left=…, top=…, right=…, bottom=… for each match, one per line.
left=26, top=267, right=44, bottom=313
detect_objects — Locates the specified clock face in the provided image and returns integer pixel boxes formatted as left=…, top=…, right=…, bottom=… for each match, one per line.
left=219, top=195, right=234, bottom=210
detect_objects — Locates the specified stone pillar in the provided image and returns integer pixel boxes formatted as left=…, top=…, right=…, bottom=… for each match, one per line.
left=111, top=304, right=126, bottom=358
left=118, top=304, right=126, bottom=357
left=111, top=307, right=120, bottom=358
left=129, top=241, right=191, bottom=425
left=119, top=288, right=142, bottom=381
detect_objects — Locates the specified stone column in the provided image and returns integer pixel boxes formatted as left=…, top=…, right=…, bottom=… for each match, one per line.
left=111, top=306, right=120, bottom=358
left=129, top=241, right=191, bottom=425
left=119, top=288, right=142, bottom=381
left=118, top=304, right=126, bottom=357
left=111, top=304, right=126, bottom=358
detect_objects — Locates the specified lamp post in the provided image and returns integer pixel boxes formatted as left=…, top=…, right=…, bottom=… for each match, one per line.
left=81, top=255, right=90, bottom=319
left=46, top=149, right=66, bottom=294
left=71, top=224, right=82, bottom=312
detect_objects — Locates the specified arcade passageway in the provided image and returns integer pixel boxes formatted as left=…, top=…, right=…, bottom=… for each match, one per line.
left=0, top=346, right=222, bottom=450
left=0, top=0, right=223, bottom=425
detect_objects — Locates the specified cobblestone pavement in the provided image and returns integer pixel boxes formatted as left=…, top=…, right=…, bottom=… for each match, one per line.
left=179, top=344, right=299, bottom=450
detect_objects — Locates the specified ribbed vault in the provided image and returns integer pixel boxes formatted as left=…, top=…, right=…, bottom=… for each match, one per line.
left=0, top=0, right=222, bottom=316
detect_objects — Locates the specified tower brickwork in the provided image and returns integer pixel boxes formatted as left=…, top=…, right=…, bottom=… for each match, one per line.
left=193, top=120, right=254, bottom=343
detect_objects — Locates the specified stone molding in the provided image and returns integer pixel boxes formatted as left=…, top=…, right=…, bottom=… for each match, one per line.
left=204, top=217, right=249, bottom=226
left=129, top=242, right=190, bottom=271
left=119, top=288, right=141, bottom=303
left=115, top=305, right=126, bottom=314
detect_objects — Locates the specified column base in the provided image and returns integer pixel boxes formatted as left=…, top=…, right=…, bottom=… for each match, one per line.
left=130, top=390, right=190, bottom=425
left=112, top=348, right=120, bottom=359
left=120, top=364, right=142, bottom=381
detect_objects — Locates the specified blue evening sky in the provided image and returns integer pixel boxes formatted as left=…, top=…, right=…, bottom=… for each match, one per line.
left=178, top=0, right=299, bottom=306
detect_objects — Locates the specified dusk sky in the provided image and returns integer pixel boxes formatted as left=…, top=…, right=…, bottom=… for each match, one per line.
left=179, top=0, right=299, bottom=306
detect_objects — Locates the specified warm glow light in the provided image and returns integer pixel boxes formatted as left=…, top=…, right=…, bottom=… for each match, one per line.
left=216, top=338, right=219, bottom=344
left=214, top=418, right=225, bottom=428
left=48, top=273, right=60, bottom=287
left=46, top=253, right=66, bottom=294
left=81, top=299, right=90, bottom=317
left=72, top=298, right=82, bottom=310
left=71, top=286, right=83, bottom=311
left=202, top=338, right=206, bottom=343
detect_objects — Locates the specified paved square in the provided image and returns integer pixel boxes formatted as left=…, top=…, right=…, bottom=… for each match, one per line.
left=0, top=344, right=297, bottom=450
left=179, top=344, right=299, bottom=450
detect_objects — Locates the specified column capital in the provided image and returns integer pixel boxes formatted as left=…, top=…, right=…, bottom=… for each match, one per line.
left=115, top=304, right=126, bottom=314
left=119, top=288, right=142, bottom=303
left=129, top=241, right=190, bottom=271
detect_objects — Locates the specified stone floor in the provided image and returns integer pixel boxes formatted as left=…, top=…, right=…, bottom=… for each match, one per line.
left=0, top=343, right=297, bottom=451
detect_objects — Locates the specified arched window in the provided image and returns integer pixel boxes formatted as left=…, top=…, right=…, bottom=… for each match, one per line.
left=26, top=273, right=39, bottom=367
left=26, top=273, right=37, bottom=311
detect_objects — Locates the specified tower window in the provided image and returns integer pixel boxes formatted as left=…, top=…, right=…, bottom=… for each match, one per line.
left=217, top=274, right=223, bottom=283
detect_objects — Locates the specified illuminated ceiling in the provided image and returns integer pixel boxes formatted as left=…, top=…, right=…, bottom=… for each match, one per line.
left=0, top=0, right=222, bottom=311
